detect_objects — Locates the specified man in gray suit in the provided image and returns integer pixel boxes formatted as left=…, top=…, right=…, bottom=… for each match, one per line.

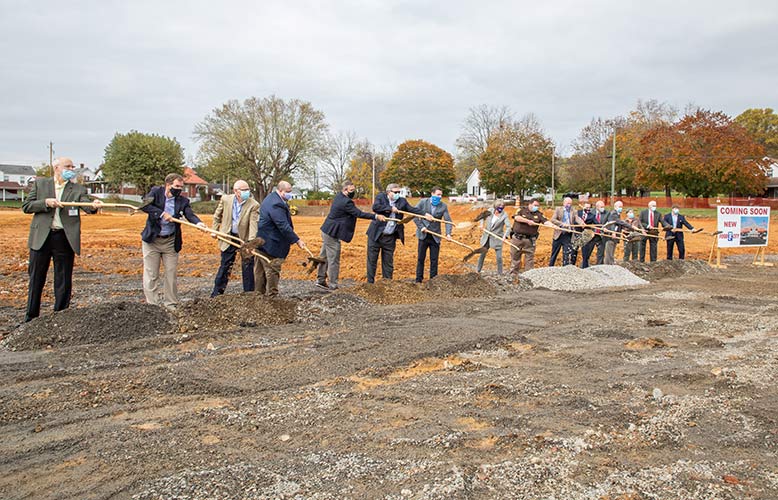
left=22, top=157, right=103, bottom=322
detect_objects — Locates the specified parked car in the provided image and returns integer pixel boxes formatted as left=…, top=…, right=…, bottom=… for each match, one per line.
left=448, top=194, right=478, bottom=203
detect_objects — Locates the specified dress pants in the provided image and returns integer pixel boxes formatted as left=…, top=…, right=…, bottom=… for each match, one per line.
left=415, top=234, right=440, bottom=282
left=317, top=232, right=342, bottom=286
left=580, top=235, right=605, bottom=268
left=366, top=233, right=397, bottom=283
left=476, top=240, right=503, bottom=275
left=254, top=254, right=284, bottom=296
left=211, top=241, right=255, bottom=297
left=25, top=229, right=75, bottom=321
left=667, top=237, right=685, bottom=260
left=142, top=236, right=179, bottom=307
left=639, top=234, right=659, bottom=262
left=549, top=233, right=573, bottom=266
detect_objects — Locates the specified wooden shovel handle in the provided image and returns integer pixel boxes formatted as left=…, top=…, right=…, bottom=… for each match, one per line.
left=482, top=228, right=521, bottom=252
left=169, top=217, right=243, bottom=243
left=397, top=209, right=454, bottom=226
left=421, top=227, right=474, bottom=251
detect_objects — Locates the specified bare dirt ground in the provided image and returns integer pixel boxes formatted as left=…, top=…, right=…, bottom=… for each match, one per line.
left=0, top=208, right=777, bottom=499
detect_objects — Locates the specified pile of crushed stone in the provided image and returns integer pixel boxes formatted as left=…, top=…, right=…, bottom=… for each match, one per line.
left=521, top=265, right=648, bottom=291
left=620, top=259, right=712, bottom=281
left=177, top=293, right=297, bottom=333
left=2, top=302, right=175, bottom=350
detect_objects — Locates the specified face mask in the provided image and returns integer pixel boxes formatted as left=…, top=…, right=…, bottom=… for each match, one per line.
left=615, top=207, right=623, bottom=214
left=583, top=208, right=590, bottom=213
left=495, top=207, right=504, bottom=213
left=564, top=205, right=571, bottom=210
left=346, top=191, right=355, bottom=199
left=430, top=195, right=441, bottom=206
left=627, top=212, right=634, bottom=218
left=672, top=208, right=679, bottom=215
left=530, top=205, right=538, bottom=213
left=283, top=192, right=294, bottom=201
left=239, top=190, right=251, bottom=201
left=649, top=206, right=656, bottom=212
left=169, top=187, right=182, bottom=197
left=61, top=169, right=77, bottom=181
left=599, top=207, right=606, bottom=213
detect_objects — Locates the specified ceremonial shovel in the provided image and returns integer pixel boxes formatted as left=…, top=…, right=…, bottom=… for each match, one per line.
left=168, top=217, right=271, bottom=263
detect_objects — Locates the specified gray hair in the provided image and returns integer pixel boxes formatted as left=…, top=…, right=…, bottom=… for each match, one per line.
left=385, top=183, right=399, bottom=192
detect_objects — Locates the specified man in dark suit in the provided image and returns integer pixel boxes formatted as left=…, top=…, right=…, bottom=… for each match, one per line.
left=140, top=173, right=205, bottom=308
left=549, top=197, right=584, bottom=266
left=317, top=181, right=385, bottom=290
left=366, top=183, right=428, bottom=283
left=581, top=200, right=608, bottom=268
left=255, top=181, right=306, bottom=296
left=22, top=157, right=103, bottom=322
left=663, top=204, right=694, bottom=260
left=413, top=186, right=453, bottom=283
left=638, top=200, right=662, bottom=262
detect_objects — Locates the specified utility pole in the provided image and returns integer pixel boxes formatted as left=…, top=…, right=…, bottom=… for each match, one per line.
left=49, top=142, right=53, bottom=170
left=610, top=128, right=616, bottom=203
left=371, top=153, right=376, bottom=202
left=551, top=146, right=555, bottom=204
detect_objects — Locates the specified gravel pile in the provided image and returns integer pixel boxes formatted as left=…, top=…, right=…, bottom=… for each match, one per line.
left=1, top=302, right=175, bottom=350
left=176, top=293, right=297, bottom=333
left=521, top=265, right=648, bottom=291
left=620, top=259, right=711, bottom=281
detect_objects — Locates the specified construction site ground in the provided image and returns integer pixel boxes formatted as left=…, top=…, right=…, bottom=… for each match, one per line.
left=0, top=207, right=776, bottom=499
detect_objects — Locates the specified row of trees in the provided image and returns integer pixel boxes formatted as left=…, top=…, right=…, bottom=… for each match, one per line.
left=97, top=96, right=778, bottom=201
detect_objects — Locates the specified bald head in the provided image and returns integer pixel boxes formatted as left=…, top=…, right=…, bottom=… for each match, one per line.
left=233, top=179, right=249, bottom=191
left=277, top=181, right=292, bottom=191
left=614, top=201, right=623, bottom=209
left=563, top=197, right=573, bottom=209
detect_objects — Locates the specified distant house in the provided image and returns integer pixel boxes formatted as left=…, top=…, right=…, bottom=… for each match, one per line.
left=0, top=163, right=36, bottom=201
left=466, top=168, right=490, bottom=200
left=183, top=167, right=208, bottom=200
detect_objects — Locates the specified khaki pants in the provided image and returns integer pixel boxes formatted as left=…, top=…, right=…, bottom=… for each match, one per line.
left=604, top=238, right=617, bottom=265
left=142, top=237, right=179, bottom=307
left=509, top=235, right=536, bottom=274
left=254, top=254, right=285, bottom=296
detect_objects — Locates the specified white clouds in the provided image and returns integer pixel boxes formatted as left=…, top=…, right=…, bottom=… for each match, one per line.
left=1, top=0, right=776, bottom=166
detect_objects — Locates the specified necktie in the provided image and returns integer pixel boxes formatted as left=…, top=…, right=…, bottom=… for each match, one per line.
left=649, top=211, right=653, bottom=227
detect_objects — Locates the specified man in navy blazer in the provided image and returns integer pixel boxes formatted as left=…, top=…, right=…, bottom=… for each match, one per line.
left=663, top=204, right=694, bottom=260
left=316, top=181, right=385, bottom=290
left=365, top=183, right=429, bottom=283
left=255, top=181, right=306, bottom=296
left=140, top=173, right=205, bottom=308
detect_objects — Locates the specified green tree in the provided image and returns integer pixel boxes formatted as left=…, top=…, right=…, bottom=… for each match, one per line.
left=735, top=108, right=778, bottom=157
left=381, top=140, right=455, bottom=196
left=102, top=131, right=185, bottom=195
left=193, top=95, right=328, bottom=200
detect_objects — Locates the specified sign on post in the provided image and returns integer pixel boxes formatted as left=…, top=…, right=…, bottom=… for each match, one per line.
left=717, top=206, right=770, bottom=247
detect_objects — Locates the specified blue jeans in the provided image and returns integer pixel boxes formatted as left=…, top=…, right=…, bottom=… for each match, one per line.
left=211, top=244, right=255, bottom=297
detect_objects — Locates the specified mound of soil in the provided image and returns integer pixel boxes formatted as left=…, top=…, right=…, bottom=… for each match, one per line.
left=296, top=293, right=370, bottom=322
left=425, top=272, right=496, bottom=298
left=347, top=281, right=428, bottom=305
left=176, top=293, right=298, bottom=332
left=2, top=302, right=175, bottom=350
left=620, top=259, right=712, bottom=281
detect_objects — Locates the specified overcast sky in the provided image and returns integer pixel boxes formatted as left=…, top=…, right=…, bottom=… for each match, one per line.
left=1, top=0, right=777, bottom=172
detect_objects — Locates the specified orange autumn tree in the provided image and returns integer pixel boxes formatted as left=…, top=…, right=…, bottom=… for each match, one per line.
left=636, top=109, right=769, bottom=197
left=381, top=140, right=455, bottom=196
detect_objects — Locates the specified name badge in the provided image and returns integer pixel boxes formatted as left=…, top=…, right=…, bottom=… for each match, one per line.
left=68, top=208, right=79, bottom=217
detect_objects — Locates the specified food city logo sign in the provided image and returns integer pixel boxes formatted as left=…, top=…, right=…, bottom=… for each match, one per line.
left=717, top=206, right=770, bottom=248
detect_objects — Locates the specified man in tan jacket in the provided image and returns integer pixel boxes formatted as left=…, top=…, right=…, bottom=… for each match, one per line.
left=210, top=180, right=260, bottom=297
left=549, top=197, right=584, bottom=266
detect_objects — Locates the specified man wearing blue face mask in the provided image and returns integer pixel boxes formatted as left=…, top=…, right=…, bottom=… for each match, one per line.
left=22, top=157, right=103, bottom=322
left=662, top=204, right=694, bottom=260
left=414, top=186, right=453, bottom=283
left=210, top=179, right=260, bottom=297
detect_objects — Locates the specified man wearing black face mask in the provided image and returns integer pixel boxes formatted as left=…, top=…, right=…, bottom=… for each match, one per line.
left=140, top=173, right=205, bottom=308
left=316, top=181, right=386, bottom=290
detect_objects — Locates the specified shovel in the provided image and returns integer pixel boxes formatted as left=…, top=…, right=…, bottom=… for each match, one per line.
left=168, top=217, right=271, bottom=263
left=300, top=245, right=327, bottom=274
left=396, top=210, right=472, bottom=230
left=58, top=201, right=142, bottom=213
left=481, top=228, right=522, bottom=253
left=707, top=230, right=723, bottom=264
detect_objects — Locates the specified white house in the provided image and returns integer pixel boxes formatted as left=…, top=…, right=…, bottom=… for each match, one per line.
left=0, top=164, right=36, bottom=201
left=466, top=168, right=489, bottom=199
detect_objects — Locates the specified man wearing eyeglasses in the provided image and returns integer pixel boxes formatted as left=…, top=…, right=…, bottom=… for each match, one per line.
left=210, top=179, right=260, bottom=297
left=366, top=184, right=430, bottom=283
left=22, top=157, right=103, bottom=322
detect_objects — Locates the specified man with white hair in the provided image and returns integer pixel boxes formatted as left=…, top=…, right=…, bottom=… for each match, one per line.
left=549, top=197, right=584, bottom=266
left=22, top=157, right=103, bottom=322
left=210, top=179, right=260, bottom=297
left=638, top=200, right=662, bottom=262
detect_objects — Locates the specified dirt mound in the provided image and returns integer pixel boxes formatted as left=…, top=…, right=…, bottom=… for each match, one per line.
left=296, top=293, right=370, bottom=321
left=176, top=293, right=297, bottom=332
left=347, top=280, right=428, bottom=305
left=425, top=272, right=496, bottom=298
left=620, top=259, right=712, bottom=281
left=2, top=302, right=175, bottom=350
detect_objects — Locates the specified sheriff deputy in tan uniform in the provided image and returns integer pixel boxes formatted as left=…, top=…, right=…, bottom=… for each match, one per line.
left=509, top=198, right=554, bottom=275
